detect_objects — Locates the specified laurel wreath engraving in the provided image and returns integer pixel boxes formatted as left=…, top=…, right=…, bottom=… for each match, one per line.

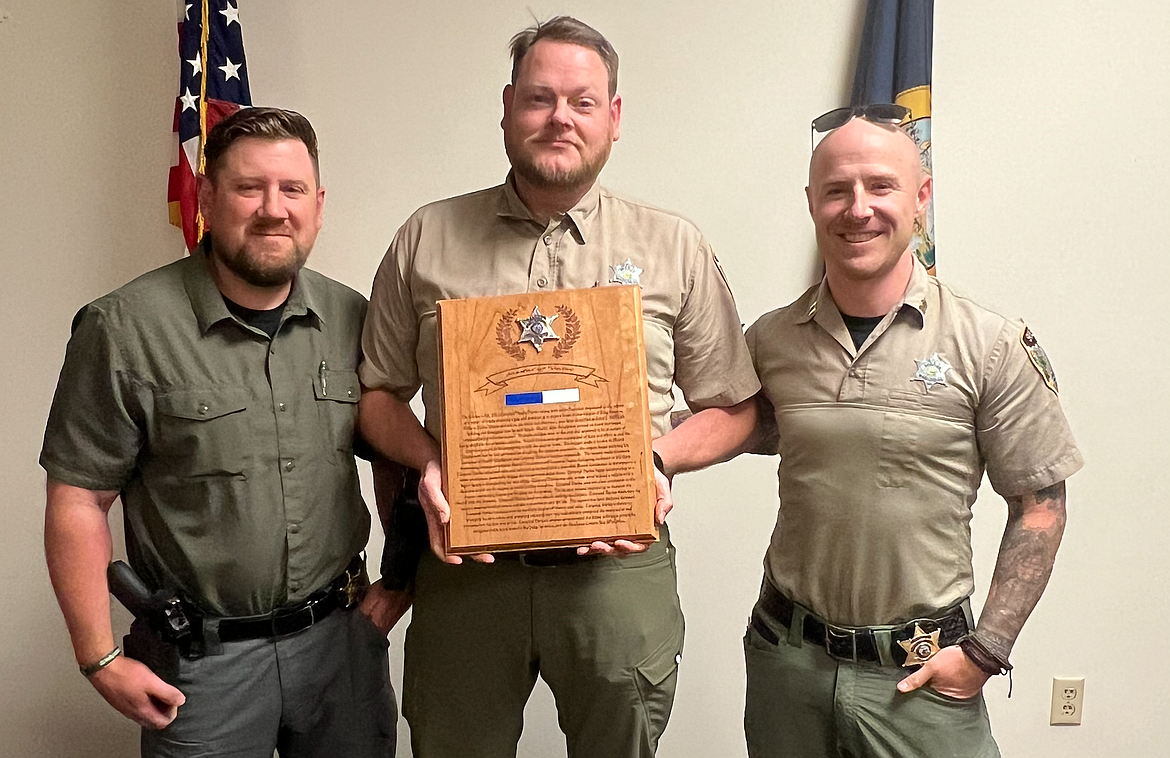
left=553, top=305, right=580, bottom=358
left=495, top=309, right=526, bottom=361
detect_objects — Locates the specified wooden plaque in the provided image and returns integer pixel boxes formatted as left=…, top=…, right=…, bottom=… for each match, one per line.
left=436, top=285, right=657, bottom=554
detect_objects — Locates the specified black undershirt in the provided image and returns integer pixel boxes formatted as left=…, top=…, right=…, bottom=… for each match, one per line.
left=839, top=313, right=884, bottom=350
left=224, top=296, right=286, bottom=339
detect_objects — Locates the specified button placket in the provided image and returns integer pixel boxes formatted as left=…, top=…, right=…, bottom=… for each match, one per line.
left=839, top=359, right=867, bottom=402
left=529, top=224, right=556, bottom=292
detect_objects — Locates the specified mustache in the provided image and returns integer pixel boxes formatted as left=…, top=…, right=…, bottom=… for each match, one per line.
left=248, top=220, right=292, bottom=235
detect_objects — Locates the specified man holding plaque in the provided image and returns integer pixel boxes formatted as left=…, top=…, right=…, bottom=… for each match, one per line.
left=358, top=15, right=759, bottom=758
left=654, top=113, right=1083, bottom=757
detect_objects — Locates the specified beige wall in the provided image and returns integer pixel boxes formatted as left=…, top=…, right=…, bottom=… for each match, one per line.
left=2, top=1, right=1165, bottom=755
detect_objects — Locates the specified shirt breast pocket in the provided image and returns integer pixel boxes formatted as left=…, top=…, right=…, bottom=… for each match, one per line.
left=153, top=388, right=250, bottom=478
left=879, top=388, right=972, bottom=489
left=314, top=369, right=360, bottom=454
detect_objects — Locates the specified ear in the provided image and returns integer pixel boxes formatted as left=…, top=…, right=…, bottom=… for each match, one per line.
left=501, top=84, right=514, bottom=129
left=610, top=94, right=622, bottom=142
left=805, top=185, right=814, bottom=218
left=196, top=174, right=213, bottom=226
left=315, top=185, right=326, bottom=226
left=916, top=174, right=933, bottom=216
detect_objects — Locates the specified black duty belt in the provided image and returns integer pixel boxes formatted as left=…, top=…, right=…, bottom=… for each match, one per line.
left=495, top=548, right=603, bottom=567
left=752, top=581, right=969, bottom=666
left=216, top=556, right=368, bottom=642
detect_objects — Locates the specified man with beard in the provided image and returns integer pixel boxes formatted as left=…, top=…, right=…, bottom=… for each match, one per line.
left=41, top=108, right=399, bottom=757
left=653, top=112, right=1083, bottom=757
left=357, top=16, right=759, bottom=758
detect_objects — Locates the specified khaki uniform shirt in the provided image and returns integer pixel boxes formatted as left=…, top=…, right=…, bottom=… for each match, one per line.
left=360, top=178, right=759, bottom=437
left=41, top=249, right=370, bottom=616
left=747, top=258, right=1083, bottom=626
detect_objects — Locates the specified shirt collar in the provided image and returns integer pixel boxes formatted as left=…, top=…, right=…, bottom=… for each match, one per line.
left=797, top=254, right=931, bottom=329
left=184, top=238, right=322, bottom=334
left=899, top=254, right=930, bottom=326
left=496, top=172, right=602, bottom=243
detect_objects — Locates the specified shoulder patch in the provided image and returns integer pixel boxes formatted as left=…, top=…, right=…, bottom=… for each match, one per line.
left=1021, top=326, right=1058, bottom=394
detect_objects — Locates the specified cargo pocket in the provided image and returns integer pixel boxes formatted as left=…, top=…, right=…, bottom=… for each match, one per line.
left=632, top=625, right=683, bottom=743
left=154, top=388, right=250, bottom=477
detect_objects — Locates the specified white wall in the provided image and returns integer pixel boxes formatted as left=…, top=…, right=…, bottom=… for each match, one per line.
left=2, top=1, right=1166, bottom=756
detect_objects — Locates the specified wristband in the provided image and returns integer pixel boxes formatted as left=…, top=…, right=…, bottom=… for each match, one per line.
left=958, top=633, right=1011, bottom=676
left=652, top=451, right=665, bottom=475
left=80, top=646, right=122, bottom=678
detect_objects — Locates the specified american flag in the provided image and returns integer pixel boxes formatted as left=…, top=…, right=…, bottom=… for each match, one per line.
left=167, top=0, right=252, bottom=251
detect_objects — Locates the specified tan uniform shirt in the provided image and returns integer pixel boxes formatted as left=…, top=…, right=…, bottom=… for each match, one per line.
left=747, top=258, right=1083, bottom=626
left=361, top=178, right=759, bottom=437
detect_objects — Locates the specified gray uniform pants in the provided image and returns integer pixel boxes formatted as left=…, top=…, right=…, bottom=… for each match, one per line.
left=127, top=607, right=396, bottom=757
left=403, top=528, right=685, bottom=758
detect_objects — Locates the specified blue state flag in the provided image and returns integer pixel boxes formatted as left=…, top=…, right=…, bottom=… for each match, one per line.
left=851, top=0, right=935, bottom=273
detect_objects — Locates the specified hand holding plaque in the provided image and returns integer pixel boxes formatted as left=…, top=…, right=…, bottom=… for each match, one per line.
left=436, top=286, right=657, bottom=555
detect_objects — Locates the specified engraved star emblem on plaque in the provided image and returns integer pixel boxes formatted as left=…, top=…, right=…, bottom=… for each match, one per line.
left=609, top=258, right=642, bottom=285
left=911, top=353, right=952, bottom=391
left=516, top=307, right=559, bottom=352
left=898, top=624, right=942, bottom=667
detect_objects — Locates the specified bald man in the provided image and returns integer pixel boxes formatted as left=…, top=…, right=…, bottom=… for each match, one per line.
left=653, top=112, right=1083, bottom=757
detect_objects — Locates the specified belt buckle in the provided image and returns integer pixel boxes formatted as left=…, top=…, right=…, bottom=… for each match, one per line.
left=340, top=563, right=368, bottom=608
left=897, top=622, right=942, bottom=667
left=824, top=623, right=858, bottom=662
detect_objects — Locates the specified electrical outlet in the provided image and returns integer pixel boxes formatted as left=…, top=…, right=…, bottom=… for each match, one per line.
left=1050, top=677, right=1085, bottom=725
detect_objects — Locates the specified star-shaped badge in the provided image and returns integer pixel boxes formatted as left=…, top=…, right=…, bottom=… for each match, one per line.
left=897, top=624, right=942, bottom=667
left=911, top=353, right=952, bottom=391
left=516, top=307, right=559, bottom=352
left=609, top=258, right=642, bottom=286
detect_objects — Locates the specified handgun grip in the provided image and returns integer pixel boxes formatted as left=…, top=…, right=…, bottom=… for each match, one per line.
left=107, top=560, right=155, bottom=618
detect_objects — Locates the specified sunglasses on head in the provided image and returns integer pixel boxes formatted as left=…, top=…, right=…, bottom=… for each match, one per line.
left=810, top=104, right=911, bottom=150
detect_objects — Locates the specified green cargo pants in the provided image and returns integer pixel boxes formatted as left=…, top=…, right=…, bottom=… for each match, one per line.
left=403, top=527, right=684, bottom=758
left=743, top=603, right=1000, bottom=758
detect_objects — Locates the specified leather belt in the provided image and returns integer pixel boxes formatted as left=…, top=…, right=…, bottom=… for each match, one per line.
left=496, top=548, right=602, bottom=567
left=216, top=556, right=368, bottom=642
left=752, top=581, right=969, bottom=666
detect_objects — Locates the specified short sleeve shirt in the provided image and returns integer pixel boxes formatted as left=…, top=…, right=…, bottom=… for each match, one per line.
left=360, top=178, right=760, bottom=437
left=41, top=250, right=371, bottom=616
left=746, top=258, right=1083, bottom=626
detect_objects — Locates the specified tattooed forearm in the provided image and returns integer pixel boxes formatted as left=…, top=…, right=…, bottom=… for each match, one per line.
left=975, top=480, right=1067, bottom=663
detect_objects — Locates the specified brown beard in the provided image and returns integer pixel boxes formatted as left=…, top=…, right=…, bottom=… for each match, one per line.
left=506, top=140, right=612, bottom=192
left=208, top=232, right=310, bottom=288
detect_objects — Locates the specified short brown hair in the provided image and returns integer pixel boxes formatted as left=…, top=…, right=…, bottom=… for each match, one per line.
left=509, top=16, right=619, bottom=98
left=203, top=107, right=320, bottom=183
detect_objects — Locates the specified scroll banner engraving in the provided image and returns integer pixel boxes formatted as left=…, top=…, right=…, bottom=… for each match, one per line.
left=476, top=363, right=607, bottom=395
left=437, top=285, right=656, bottom=554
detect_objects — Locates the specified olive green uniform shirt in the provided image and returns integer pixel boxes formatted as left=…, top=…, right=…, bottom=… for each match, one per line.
left=747, top=258, right=1083, bottom=626
left=41, top=249, right=370, bottom=617
left=360, top=178, right=760, bottom=436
